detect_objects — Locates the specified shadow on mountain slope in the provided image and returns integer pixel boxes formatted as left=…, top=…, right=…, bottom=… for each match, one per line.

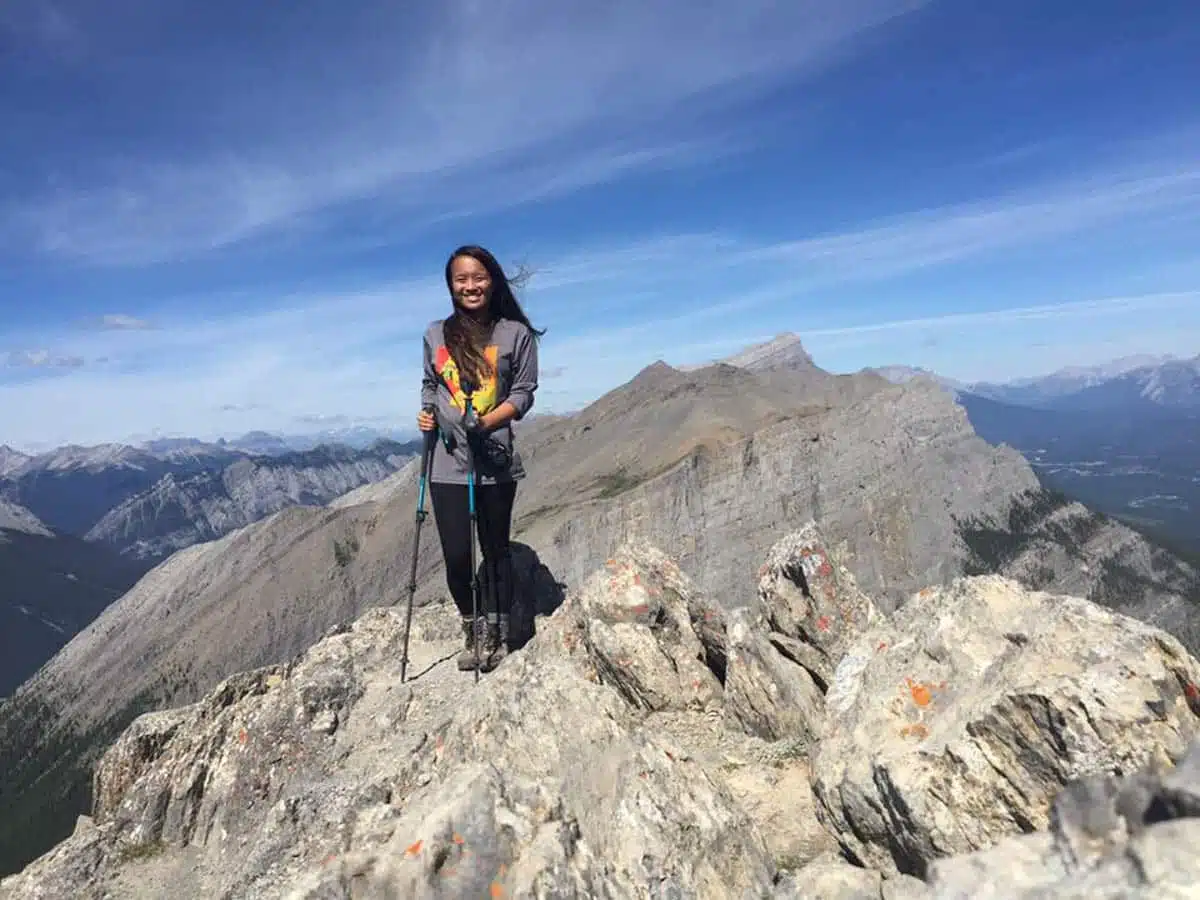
left=1, top=528, right=151, bottom=697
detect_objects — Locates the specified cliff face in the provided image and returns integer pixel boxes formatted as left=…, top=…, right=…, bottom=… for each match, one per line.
left=514, top=373, right=1040, bottom=613
left=514, top=369, right=1199, bottom=638
left=3, top=526, right=1198, bottom=899
left=2, top=354, right=1198, bottom=877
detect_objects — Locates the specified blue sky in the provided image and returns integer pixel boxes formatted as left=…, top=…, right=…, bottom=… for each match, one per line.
left=2, top=0, right=1199, bottom=451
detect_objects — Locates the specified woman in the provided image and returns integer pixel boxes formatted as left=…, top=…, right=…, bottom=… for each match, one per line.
left=417, top=245, right=542, bottom=674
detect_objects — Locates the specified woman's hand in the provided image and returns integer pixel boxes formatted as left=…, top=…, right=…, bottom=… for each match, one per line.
left=416, top=408, right=436, bottom=432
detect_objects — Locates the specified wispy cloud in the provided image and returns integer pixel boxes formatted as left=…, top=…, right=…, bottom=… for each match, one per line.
left=88, top=314, right=154, bottom=331
left=742, top=166, right=1200, bottom=282
left=4, top=349, right=87, bottom=369
left=533, top=152, right=1200, bottom=340
left=1, top=0, right=928, bottom=267
left=4, top=133, right=1200, bottom=450
left=802, top=291, right=1200, bottom=341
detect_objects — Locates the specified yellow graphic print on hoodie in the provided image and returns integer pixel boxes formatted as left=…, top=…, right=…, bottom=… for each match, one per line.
left=434, top=344, right=499, bottom=415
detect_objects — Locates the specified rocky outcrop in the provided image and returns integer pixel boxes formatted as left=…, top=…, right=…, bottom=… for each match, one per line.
left=926, top=741, right=1200, bottom=898
left=810, top=575, right=1200, bottom=878
left=84, top=442, right=417, bottom=561
left=5, top=352, right=1200, bottom=878
left=5, top=525, right=1199, bottom=899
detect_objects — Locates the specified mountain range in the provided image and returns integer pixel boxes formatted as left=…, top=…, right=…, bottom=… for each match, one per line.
left=0, top=438, right=419, bottom=702
left=871, top=352, right=1200, bottom=413
left=869, top=352, right=1200, bottom=555
left=970, top=353, right=1200, bottom=412
left=0, top=438, right=420, bottom=557
left=2, top=334, right=1198, bottom=877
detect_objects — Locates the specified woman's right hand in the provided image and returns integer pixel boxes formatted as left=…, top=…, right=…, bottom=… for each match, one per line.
left=417, top=408, right=436, bottom=432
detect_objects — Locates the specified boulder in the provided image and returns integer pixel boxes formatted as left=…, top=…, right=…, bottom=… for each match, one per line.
left=574, top=543, right=726, bottom=714
left=756, top=524, right=881, bottom=689
left=927, top=737, right=1200, bottom=898
left=776, top=852, right=930, bottom=899
left=722, top=525, right=881, bottom=745
left=810, top=575, right=1200, bottom=878
left=722, top=607, right=825, bottom=744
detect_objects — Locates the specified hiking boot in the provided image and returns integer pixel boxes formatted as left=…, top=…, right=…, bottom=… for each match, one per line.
left=479, top=615, right=509, bottom=673
left=456, top=616, right=483, bottom=671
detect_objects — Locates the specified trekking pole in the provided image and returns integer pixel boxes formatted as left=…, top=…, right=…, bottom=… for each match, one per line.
left=463, top=387, right=482, bottom=682
left=399, top=408, right=438, bottom=684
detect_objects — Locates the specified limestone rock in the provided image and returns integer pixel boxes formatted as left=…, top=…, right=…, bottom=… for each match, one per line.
left=722, top=607, right=825, bottom=744
left=719, top=760, right=838, bottom=871
left=810, top=575, right=1200, bottom=879
left=575, top=543, right=725, bottom=714
left=776, top=851, right=883, bottom=899
left=756, top=524, right=881, bottom=688
left=7, top=528, right=1200, bottom=900
left=0, top=542, right=778, bottom=899
left=721, top=523, right=881, bottom=746
left=927, top=737, right=1200, bottom=898
left=775, top=852, right=931, bottom=900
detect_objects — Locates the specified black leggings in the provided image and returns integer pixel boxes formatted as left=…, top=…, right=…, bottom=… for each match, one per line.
left=429, top=480, right=517, bottom=621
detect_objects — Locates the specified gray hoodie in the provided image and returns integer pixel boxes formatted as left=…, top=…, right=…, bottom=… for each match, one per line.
left=420, top=316, right=539, bottom=486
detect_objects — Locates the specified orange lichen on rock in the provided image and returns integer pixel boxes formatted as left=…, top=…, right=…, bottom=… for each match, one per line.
left=490, top=864, right=509, bottom=897
left=905, top=677, right=935, bottom=707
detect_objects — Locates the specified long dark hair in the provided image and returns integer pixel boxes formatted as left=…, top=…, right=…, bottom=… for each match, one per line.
left=442, top=244, right=544, bottom=389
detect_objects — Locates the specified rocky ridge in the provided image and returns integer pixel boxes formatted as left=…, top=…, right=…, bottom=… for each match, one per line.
left=514, top=365, right=1200, bottom=630
left=5, top=352, right=1200, bottom=878
left=84, top=443, right=417, bottom=561
left=2, top=439, right=418, bottom=557
left=0, top=498, right=50, bottom=537
left=3, top=523, right=1198, bottom=899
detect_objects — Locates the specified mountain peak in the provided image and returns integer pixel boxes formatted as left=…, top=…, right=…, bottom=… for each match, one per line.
left=678, top=333, right=817, bottom=375
left=720, top=333, right=816, bottom=373
left=626, top=359, right=681, bottom=386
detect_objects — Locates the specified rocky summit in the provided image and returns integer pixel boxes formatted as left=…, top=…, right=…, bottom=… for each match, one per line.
left=4, top=524, right=1198, bottom=899
left=9, top=352, right=1200, bottom=880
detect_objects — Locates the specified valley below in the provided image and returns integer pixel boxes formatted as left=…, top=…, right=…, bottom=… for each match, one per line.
left=957, top=393, right=1200, bottom=555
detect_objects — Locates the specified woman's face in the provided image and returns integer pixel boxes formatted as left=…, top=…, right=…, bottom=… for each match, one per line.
left=450, top=255, right=492, bottom=314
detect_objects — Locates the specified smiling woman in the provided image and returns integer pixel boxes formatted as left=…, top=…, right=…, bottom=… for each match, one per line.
left=417, top=245, right=543, bottom=676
